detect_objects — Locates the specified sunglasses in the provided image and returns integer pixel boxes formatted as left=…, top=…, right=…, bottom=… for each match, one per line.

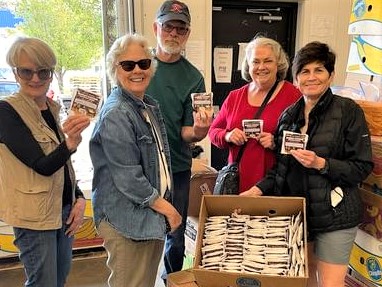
left=159, top=22, right=189, bottom=36
left=118, top=59, right=152, bottom=72
left=15, top=67, right=53, bottom=81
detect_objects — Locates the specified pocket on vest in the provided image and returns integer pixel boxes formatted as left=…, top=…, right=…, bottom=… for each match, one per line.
left=13, top=186, right=48, bottom=221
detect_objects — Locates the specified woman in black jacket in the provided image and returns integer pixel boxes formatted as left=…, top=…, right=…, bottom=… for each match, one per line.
left=242, top=41, right=373, bottom=287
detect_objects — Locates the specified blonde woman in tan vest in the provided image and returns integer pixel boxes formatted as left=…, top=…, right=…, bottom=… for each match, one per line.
left=0, top=37, right=90, bottom=287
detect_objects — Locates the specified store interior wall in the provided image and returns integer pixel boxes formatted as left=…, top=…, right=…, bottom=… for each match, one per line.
left=134, top=0, right=353, bottom=165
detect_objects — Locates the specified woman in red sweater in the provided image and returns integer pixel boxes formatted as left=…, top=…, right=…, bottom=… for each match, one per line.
left=208, top=36, right=301, bottom=193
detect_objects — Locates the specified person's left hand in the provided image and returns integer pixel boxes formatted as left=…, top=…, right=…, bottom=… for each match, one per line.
left=257, top=132, right=275, bottom=150
left=290, top=149, right=321, bottom=169
left=65, top=198, right=86, bottom=237
left=62, top=114, right=91, bottom=151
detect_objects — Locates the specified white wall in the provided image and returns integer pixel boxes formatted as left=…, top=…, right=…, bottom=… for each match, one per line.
left=134, top=0, right=354, bottom=164
left=296, top=0, right=353, bottom=85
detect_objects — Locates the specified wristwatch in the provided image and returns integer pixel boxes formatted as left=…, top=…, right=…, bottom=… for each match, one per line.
left=319, top=159, right=329, bottom=175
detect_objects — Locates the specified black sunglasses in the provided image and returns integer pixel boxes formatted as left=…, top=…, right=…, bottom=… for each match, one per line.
left=159, top=22, right=189, bottom=36
left=15, top=67, right=53, bottom=81
left=118, top=59, right=152, bottom=72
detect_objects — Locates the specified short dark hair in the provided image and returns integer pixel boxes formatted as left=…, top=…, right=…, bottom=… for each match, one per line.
left=292, top=41, right=336, bottom=80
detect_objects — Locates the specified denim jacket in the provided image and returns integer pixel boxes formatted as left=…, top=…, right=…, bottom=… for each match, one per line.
left=89, top=86, right=173, bottom=240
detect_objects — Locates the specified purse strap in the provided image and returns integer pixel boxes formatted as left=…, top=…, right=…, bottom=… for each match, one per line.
left=235, top=80, right=279, bottom=164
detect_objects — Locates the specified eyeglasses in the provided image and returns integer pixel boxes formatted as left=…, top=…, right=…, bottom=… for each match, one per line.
left=14, top=67, right=53, bottom=81
left=159, top=22, right=189, bottom=36
left=118, top=59, right=152, bottom=72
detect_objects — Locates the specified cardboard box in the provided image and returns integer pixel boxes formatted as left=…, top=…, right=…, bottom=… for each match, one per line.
left=358, top=185, right=382, bottom=240
left=363, top=136, right=382, bottom=186
left=348, top=0, right=382, bottom=35
left=349, top=229, right=382, bottom=286
left=193, top=195, right=308, bottom=287
left=167, top=270, right=199, bottom=287
left=188, top=161, right=217, bottom=217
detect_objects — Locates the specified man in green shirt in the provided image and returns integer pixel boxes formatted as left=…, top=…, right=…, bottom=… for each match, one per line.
left=146, top=0, right=213, bottom=282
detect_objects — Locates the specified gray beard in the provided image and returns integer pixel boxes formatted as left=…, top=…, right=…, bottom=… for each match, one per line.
left=160, top=40, right=183, bottom=55
left=163, top=45, right=182, bottom=55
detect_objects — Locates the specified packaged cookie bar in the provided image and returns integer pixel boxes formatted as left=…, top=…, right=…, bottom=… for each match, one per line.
left=70, top=88, right=102, bottom=119
left=191, top=92, right=213, bottom=113
left=242, top=119, right=263, bottom=138
left=281, top=131, right=309, bottom=154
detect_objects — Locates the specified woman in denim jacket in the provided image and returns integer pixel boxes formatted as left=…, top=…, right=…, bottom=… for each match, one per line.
left=89, top=34, right=181, bottom=287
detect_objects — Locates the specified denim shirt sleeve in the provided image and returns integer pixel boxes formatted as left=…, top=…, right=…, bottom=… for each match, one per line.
left=97, top=106, right=160, bottom=207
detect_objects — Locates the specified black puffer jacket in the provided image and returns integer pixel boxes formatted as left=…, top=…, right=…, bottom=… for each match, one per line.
left=257, top=89, right=373, bottom=234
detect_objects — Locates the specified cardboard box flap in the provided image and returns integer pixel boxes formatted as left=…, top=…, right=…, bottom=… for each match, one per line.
left=188, top=173, right=217, bottom=217
left=191, top=159, right=217, bottom=175
left=167, top=269, right=198, bottom=287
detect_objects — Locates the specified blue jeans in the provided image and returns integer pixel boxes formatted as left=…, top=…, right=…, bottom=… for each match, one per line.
left=13, top=204, right=74, bottom=287
left=162, top=170, right=191, bottom=280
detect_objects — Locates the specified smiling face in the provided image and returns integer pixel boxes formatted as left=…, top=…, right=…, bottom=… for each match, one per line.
left=14, top=52, right=53, bottom=100
left=295, top=61, right=334, bottom=101
left=116, top=43, right=153, bottom=99
left=248, top=45, right=278, bottom=88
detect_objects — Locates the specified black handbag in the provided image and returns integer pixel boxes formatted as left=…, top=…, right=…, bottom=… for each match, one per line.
left=213, top=81, right=279, bottom=195
left=213, top=161, right=240, bottom=195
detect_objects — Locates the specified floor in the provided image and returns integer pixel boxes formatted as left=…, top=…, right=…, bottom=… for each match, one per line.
left=0, top=248, right=362, bottom=287
left=0, top=249, right=166, bottom=287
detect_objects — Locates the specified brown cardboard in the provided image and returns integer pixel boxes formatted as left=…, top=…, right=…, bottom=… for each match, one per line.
left=167, top=270, right=199, bottom=287
left=193, top=195, right=309, bottom=287
left=188, top=161, right=217, bottom=217
left=359, top=184, right=382, bottom=208
left=363, top=136, right=382, bottom=188
left=358, top=185, right=382, bottom=240
left=355, top=101, right=382, bottom=136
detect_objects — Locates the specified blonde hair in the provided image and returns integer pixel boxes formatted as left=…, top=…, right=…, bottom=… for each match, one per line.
left=6, top=37, right=56, bottom=69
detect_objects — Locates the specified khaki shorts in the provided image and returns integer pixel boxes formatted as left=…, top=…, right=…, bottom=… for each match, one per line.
left=314, top=227, right=357, bottom=264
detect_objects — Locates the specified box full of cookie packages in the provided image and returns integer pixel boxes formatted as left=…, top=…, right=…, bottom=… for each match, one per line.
left=193, top=195, right=308, bottom=287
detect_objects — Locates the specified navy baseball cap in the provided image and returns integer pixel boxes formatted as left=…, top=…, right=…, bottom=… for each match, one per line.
left=156, top=1, right=191, bottom=25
